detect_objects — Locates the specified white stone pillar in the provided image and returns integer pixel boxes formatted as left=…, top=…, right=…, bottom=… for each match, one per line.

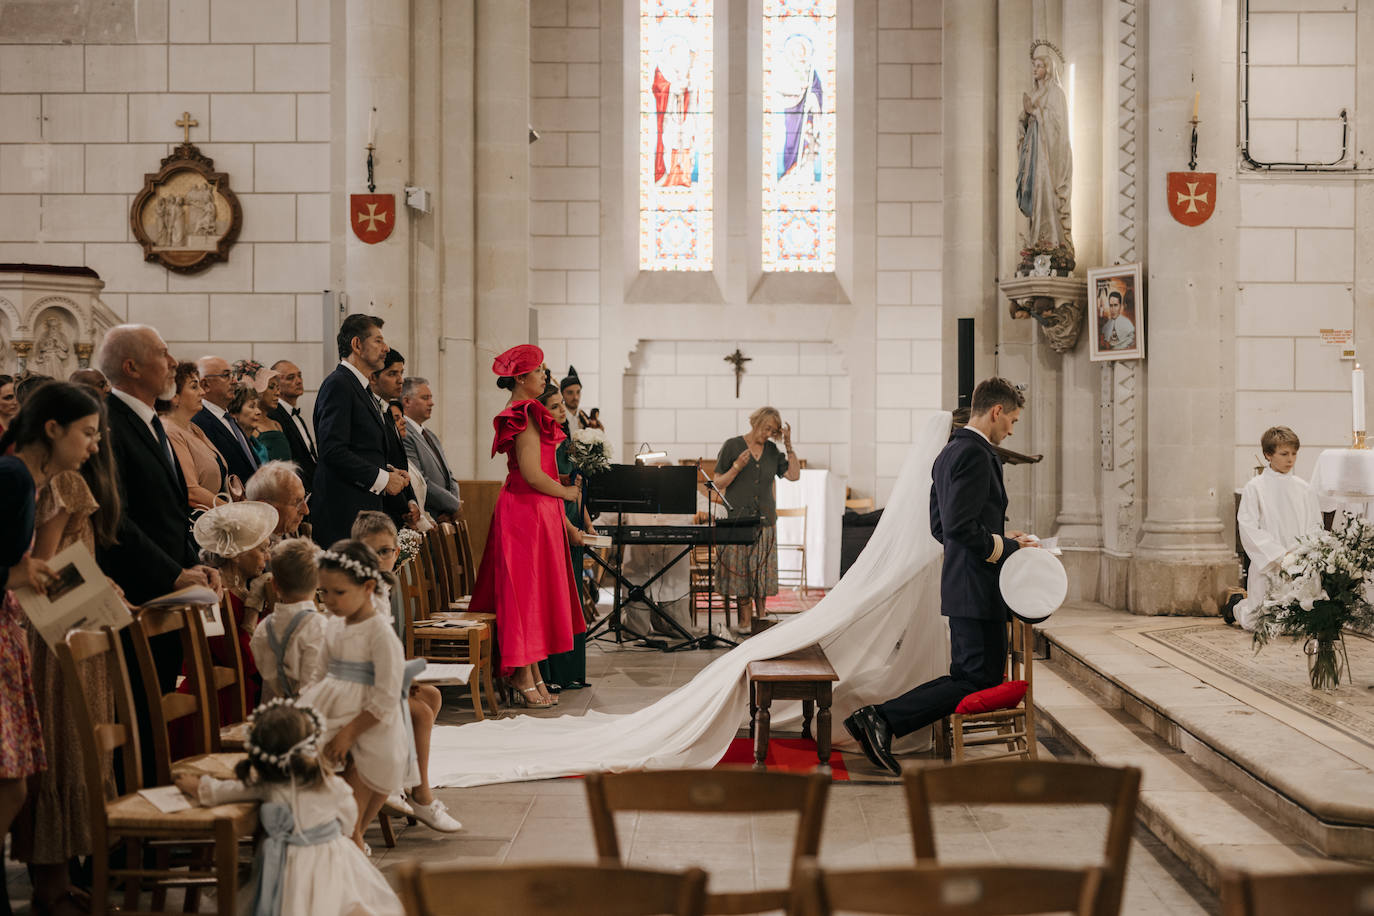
left=344, top=0, right=412, bottom=352
left=941, top=0, right=999, bottom=408
left=1131, top=0, right=1239, bottom=614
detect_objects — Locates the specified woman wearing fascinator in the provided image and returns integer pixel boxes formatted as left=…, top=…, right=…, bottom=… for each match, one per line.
left=469, top=345, right=585, bottom=709
left=188, top=501, right=280, bottom=728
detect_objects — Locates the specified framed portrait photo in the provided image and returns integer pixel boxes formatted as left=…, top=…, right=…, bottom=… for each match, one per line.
left=1088, top=263, right=1144, bottom=361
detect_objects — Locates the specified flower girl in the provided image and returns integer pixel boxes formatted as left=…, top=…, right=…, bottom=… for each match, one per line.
left=298, top=540, right=418, bottom=850
left=174, top=701, right=402, bottom=915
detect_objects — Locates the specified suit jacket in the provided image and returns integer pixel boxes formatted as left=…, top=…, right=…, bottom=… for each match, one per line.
left=310, top=364, right=394, bottom=546
left=929, top=428, right=1019, bottom=620
left=192, top=405, right=258, bottom=484
left=403, top=417, right=461, bottom=516
left=98, top=393, right=199, bottom=605
left=267, top=401, right=317, bottom=486
left=377, top=397, right=419, bottom=527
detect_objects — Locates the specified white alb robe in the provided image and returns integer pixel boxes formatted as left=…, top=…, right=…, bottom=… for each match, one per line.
left=1235, top=467, right=1323, bottom=631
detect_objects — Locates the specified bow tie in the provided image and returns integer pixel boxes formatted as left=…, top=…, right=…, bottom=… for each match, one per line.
left=291, top=407, right=302, bottom=417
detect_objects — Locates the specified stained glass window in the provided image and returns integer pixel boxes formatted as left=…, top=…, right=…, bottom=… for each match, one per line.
left=639, top=0, right=713, bottom=271
left=761, top=0, right=836, bottom=272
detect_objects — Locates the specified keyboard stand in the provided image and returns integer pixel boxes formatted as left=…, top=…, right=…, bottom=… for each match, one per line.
left=585, top=542, right=699, bottom=652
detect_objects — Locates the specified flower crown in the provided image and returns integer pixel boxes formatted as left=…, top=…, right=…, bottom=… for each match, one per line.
left=319, top=549, right=384, bottom=585
left=246, top=699, right=323, bottom=769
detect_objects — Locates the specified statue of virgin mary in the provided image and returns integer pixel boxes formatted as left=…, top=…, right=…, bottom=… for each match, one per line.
left=1017, top=41, right=1074, bottom=266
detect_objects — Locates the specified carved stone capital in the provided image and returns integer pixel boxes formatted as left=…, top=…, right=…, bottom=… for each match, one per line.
left=11, top=339, right=32, bottom=374
left=998, top=275, right=1089, bottom=354
left=75, top=341, right=95, bottom=368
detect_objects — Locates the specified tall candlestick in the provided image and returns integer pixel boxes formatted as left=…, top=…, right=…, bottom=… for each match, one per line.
left=367, top=108, right=376, bottom=147
left=1192, top=91, right=1199, bottom=120
left=1356, top=362, right=1367, bottom=433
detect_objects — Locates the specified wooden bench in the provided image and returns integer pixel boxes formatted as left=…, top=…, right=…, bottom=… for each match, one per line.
left=747, top=644, right=838, bottom=772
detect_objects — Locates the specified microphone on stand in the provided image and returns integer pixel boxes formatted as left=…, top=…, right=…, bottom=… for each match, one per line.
left=696, top=460, right=733, bottom=512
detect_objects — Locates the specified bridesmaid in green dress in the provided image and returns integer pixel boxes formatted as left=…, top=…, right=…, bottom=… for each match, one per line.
left=536, top=384, right=592, bottom=691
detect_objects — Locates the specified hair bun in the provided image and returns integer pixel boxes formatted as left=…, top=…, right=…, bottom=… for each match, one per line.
left=496, top=375, right=516, bottom=390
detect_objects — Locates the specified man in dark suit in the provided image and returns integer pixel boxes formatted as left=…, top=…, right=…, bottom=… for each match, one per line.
left=192, top=354, right=259, bottom=483
left=96, top=324, right=221, bottom=785
left=369, top=348, right=421, bottom=530
left=267, top=359, right=317, bottom=487
left=844, top=378, right=1035, bottom=775
left=310, top=313, right=412, bottom=547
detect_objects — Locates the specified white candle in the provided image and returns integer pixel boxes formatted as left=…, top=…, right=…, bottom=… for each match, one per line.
left=1356, top=363, right=1367, bottom=432
left=367, top=108, right=376, bottom=147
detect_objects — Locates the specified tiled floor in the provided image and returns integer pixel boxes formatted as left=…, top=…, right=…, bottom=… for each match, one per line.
left=3, top=635, right=1218, bottom=913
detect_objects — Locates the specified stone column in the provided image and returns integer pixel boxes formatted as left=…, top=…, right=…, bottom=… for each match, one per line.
left=344, top=0, right=412, bottom=352
left=1130, top=0, right=1239, bottom=614
left=1053, top=0, right=1105, bottom=598
left=941, top=0, right=999, bottom=408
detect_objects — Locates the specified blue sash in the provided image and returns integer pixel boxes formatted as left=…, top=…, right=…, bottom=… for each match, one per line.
left=249, top=802, right=341, bottom=916
left=264, top=609, right=312, bottom=699
left=324, top=657, right=427, bottom=787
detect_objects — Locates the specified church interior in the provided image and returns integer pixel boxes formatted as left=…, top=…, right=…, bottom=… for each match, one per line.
left=4, top=0, right=1374, bottom=913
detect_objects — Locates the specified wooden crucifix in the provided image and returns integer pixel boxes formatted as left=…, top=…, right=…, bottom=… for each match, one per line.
left=724, top=348, right=751, bottom=398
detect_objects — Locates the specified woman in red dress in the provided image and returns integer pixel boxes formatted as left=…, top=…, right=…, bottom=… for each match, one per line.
left=471, top=345, right=584, bottom=709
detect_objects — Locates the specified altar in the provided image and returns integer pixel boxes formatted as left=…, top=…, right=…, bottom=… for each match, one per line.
left=1309, top=448, right=1374, bottom=518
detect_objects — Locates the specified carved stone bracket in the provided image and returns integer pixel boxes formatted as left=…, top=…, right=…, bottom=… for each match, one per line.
left=998, top=275, right=1088, bottom=354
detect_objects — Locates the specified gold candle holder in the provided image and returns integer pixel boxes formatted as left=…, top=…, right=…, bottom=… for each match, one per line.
left=1356, top=430, right=1369, bottom=450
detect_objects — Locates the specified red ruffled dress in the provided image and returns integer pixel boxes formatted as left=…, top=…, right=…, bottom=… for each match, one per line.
left=471, top=400, right=584, bottom=673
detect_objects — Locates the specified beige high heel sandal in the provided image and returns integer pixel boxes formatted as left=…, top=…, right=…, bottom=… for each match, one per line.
left=512, top=685, right=555, bottom=708
left=534, top=679, right=560, bottom=705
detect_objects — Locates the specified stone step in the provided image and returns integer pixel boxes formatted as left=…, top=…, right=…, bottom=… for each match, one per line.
left=1036, top=612, right=1374, bottom=863
left=1034, top=663, right=1340, bottom=892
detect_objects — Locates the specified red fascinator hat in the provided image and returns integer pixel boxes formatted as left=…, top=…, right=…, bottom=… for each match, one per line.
left=492, top=344, right=544, bottom=378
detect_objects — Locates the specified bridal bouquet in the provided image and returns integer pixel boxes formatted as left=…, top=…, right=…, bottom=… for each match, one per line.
left=1252, top=512, right=1374, bottom=689
left=568, top=427, right=612, bottom=475
left=396, top=527, right=424, bottom=567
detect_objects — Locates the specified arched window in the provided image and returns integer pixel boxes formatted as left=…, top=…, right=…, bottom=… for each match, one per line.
left=639, top=0, right=714, bottom=271
left=761, top=0, right=837, bottom=272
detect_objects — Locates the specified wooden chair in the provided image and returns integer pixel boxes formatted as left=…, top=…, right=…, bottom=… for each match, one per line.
left=775, top=507, right=809, bottom=597
left=436, top=522, right=469, bottom=600
left=454, top=516, right=478, bottom=594
left=1220, top=868, right=1374, bottom=915
left=129, top=605, right=216, bottom=785
left=844, top=497, right=875, bottom=512
left=585, top=769, right=828, bottom=915
left=187, top=594, right=250, bottom=752
left=935, top=617, right=1037, bottom=763
left=397, top=862, right=708, bottom=916
left=399, top=555, right=498, bottom=719
left=57, top=626, right=258, bottom=916
left=793, top=859, right=1102, bottom=916
left=904, top=761, right=1141, bottom=916
left=687, top=544, right=727, bottom=625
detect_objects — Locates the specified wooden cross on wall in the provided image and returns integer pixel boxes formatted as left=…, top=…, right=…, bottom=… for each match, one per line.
left=176, top=111, right=198, bottom=144
left=724, top=348, right=751, bottom=398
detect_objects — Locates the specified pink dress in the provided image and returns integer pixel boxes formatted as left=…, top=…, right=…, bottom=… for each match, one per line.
left=470, top=400, right=584, bottom=673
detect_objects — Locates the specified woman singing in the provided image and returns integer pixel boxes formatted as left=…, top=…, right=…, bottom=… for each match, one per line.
left=470, top=346, right=584, bottom=709
left=712, top=406, right=801, bottom=635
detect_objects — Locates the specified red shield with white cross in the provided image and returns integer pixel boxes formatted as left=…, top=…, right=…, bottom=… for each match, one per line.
left=350, top=193, right=395, bottom=244
left=1166, top=171, right=1216, bottom=227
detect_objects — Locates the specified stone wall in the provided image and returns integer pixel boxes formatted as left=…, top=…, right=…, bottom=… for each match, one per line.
left=0, top=0, right=330, bottom=407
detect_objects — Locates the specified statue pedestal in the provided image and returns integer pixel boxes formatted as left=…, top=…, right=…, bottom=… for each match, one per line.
left=0, top=265, right=119, bottom=378
left=998, top=275, right=1087, bottom=354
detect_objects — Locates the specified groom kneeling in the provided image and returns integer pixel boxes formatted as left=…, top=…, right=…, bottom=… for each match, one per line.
left=845, top=378, right=1036, bottom=775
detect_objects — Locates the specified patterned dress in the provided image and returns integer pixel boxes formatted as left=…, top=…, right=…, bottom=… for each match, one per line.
left=12, top=471, right=114, bottom=863
left=0, top=455, right=47, bottom=782
left=713, top=436, right=787, bottom=598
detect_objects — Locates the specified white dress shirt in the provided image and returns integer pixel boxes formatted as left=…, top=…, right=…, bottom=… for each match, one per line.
left=338, top=359, right=390, bottom=494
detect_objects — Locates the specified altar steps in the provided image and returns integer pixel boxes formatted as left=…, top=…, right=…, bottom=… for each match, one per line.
left=1032, top=605, right=1374, bottom=892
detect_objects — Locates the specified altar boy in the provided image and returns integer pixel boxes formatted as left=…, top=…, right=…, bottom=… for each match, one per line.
left=1229, top=426, right=1323, bottom=631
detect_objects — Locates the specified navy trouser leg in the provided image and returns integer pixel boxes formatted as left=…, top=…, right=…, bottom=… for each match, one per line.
left=877, top=616, right=1008, bottom=738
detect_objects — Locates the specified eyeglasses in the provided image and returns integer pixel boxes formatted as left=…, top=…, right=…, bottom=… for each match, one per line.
left=375, top=546, right=398, bottom=557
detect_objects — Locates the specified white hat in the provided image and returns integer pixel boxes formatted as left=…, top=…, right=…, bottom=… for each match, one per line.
left=999, top=547, right=1068, bottom=622
left=193, top=501, right=279, bottom=558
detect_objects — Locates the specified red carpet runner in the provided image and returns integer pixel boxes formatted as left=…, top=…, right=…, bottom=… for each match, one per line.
left=716, top=737, right=849, bottom=780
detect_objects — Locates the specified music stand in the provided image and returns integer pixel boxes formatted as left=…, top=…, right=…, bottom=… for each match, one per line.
left=682, top=462, right=737, bottom=651
left=585, top=465, right=700, bottom=650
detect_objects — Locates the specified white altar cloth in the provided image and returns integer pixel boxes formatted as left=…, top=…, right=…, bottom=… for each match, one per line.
left=775, top=469, right=846, bottom=589
left=1308, top=448, right=1374, bottom=516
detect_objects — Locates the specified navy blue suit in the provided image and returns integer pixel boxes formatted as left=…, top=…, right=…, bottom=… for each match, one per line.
left=310, top=363, right=392, bottom=547
left=879, top=428, right=1020, bottom=737
left=192, top=405, right=258, bottom=484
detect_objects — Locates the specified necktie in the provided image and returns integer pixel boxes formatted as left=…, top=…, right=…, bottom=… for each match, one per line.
left=149, top=414, right=178, bottom=480
left=225, top=414, right=259, bottom=468
left=290, top=406, right=317, bottom=457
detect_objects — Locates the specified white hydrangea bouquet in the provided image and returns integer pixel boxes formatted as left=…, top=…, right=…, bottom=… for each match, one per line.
left=568, top=427, right=612, bottom=475
left=1252, top=512, right=1374, bottom=689
left=396, top=527, right=424, bottom=567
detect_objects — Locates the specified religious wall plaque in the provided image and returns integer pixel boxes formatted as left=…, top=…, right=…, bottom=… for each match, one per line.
left=1165, top=171, right=1216, bottom=227
left=350, top=193, right=396, bottom=244
left=129, top=113, right=242, bottom=274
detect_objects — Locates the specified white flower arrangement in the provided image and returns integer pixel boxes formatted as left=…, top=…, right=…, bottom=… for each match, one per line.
left=569, top=427, right=613, bottom=475
left=396, top=527, right=424, bottom=567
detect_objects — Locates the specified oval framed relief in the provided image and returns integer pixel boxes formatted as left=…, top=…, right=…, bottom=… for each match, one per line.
left=130, top=144, right=243, bottom=274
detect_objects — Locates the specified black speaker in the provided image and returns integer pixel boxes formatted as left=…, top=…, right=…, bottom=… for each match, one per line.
left=957, top=318, right=974, bottom=408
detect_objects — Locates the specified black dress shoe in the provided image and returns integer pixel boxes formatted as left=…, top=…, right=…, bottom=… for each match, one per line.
left=843, top=706, right=901, bottom=776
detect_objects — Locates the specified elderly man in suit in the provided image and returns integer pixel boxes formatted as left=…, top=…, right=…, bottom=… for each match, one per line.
left=310, top=314, right=411, bottom=547
left=193, top=354, right=259, bottom=483
left=246, top=459, right=310, bottom=539
left=266, top=359, right=317, bottom=486
left=401, top=376, right=462, bottom=521
left=843, top=378, right=1037, bottom=775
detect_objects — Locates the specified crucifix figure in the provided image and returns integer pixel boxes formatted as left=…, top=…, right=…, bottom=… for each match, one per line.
left=724, top=348, right=751, bottom=398
left=176, top=111, right=198, bottom=145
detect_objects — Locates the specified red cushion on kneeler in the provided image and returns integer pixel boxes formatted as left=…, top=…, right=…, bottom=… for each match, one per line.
left=954, top=680, right=1028, bottom=715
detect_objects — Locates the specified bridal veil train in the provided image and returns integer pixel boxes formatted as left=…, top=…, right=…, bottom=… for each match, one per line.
left=426, top=411, right=953, bottom=788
